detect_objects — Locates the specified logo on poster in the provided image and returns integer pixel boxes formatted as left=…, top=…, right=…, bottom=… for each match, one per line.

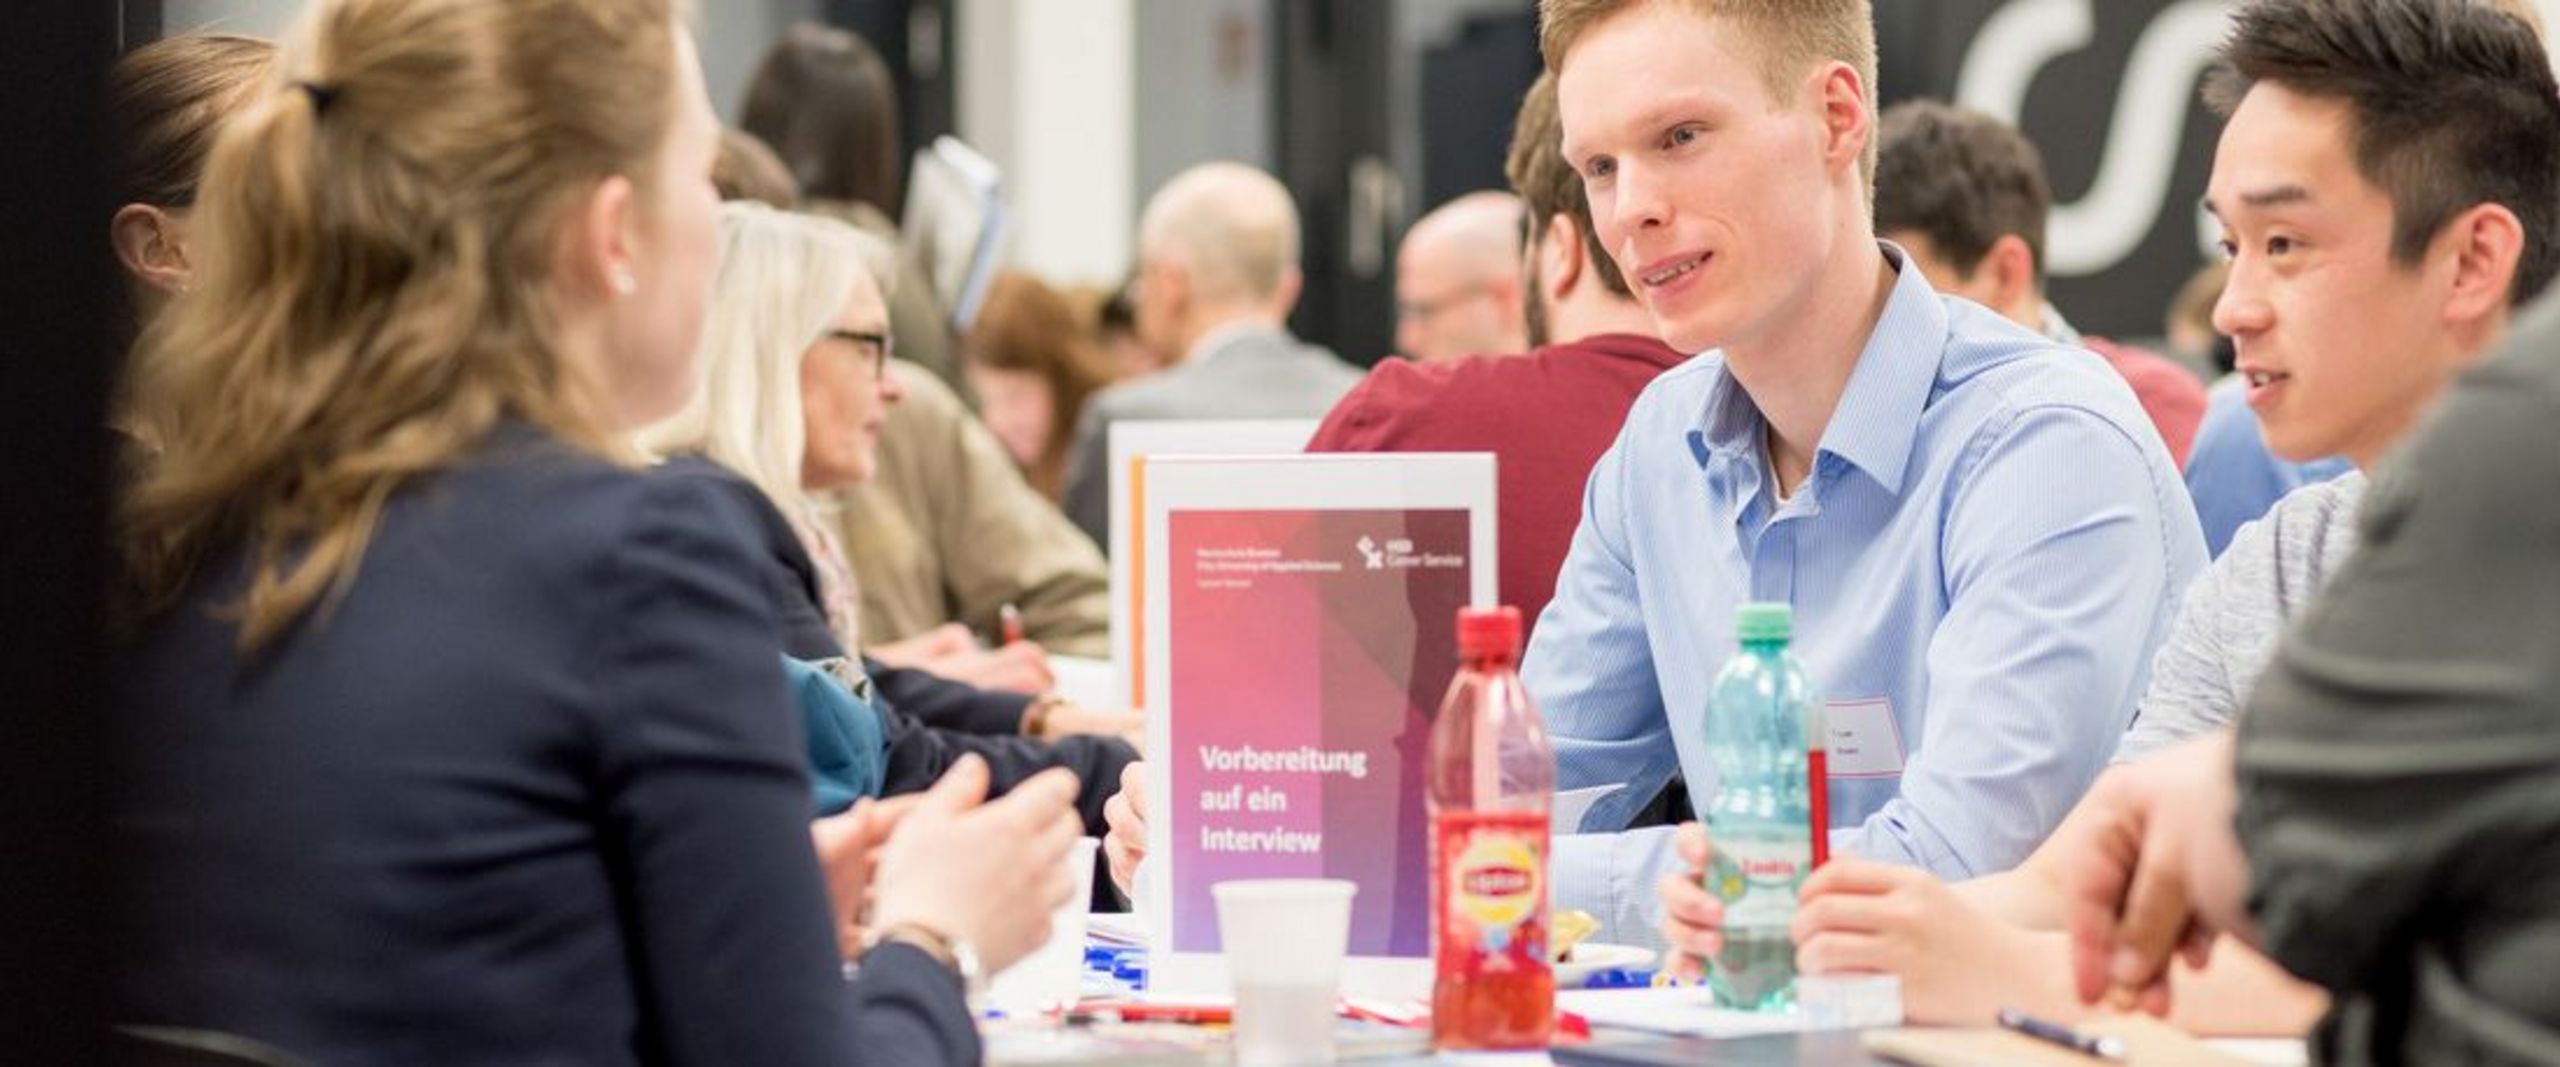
left=1350, top=534, right=1462, bottom=572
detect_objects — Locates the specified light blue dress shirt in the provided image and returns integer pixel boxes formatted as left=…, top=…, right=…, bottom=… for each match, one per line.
left=2185, top=375, right=2354, bottom=558
left=1526, top=248, right=2208, bottom=944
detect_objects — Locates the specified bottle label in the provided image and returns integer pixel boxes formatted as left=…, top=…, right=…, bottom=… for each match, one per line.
left=1705, top=837, right=1806, bottom=929
left=1433, top=812, right=1548, bottom=967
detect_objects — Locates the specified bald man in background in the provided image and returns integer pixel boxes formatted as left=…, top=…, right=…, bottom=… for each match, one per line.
left=1395, top=191, right=1531, bottom=362
left=1061, top=162, right=1364, bottom=548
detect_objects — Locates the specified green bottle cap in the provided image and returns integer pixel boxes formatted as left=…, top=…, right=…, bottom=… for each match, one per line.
left=1735, top=602, right=1793, bottom=643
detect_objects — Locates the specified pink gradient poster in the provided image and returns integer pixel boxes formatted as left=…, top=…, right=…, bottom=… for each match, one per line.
left=1166, top=507, right=1471, bottom=959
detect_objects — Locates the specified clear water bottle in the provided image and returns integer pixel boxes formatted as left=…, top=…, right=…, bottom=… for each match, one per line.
left=1701, top=602, right=1817, bottom=1012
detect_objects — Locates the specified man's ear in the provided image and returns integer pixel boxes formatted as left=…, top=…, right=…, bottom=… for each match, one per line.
left=1542, top=213, right=1585, bottom=302
left=1810, top=61, right=1872, bottom=184
left=2439, top=201, right=2526, bottom=328
left=1981, top=234, right=2043, bottom=321
left=111, top=204, right=192, bottom=293
left=1270, top=265, right=1303, bottom=319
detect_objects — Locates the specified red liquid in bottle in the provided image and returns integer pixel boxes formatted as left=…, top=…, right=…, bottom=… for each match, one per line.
left=1427, top=607, right=1556, bottom=1051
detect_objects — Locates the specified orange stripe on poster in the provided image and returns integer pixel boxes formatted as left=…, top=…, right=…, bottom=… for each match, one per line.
left=1128, top=453, right=1148, bottom=710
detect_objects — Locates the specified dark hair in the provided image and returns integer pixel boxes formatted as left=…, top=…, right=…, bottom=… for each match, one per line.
left=108, top=33, right=278, bottom=208
left=1504, top=71, right=1629, bottom=297
left=1873, top=100, right=2051, bottom=284
left=739, top=22, right=904, bottom=216
left=713, top=127, right=800, bottom=208
left=2207, top=0, right=2560, bottom=303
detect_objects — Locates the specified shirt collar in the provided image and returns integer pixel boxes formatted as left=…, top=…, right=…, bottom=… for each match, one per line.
left=2038, top=302, right=2083, bottom=346
left=1691, top=241, right=1947, bottom=496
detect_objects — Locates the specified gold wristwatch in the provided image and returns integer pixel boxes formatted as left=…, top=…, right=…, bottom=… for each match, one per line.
left=865, top=921, right=985, bottom=997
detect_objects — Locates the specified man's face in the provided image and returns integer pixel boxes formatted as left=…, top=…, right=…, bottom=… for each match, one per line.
left=1558, top=6, right=1842, bottom=353
left=2208, top=83, right=2463, bottom=465
left=1394, top=241, right=1515, bottom=361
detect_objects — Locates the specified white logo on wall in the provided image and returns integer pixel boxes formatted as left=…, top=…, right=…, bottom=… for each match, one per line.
left=1356, top=536, right=1386, bottom=570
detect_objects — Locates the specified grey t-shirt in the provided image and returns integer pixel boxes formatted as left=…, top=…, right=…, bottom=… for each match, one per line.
left=2112, top=471, right=2367, bottom=764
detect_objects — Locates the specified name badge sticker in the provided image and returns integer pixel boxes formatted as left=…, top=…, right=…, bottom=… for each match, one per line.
left=1824, top=698, right=1905, bottom=778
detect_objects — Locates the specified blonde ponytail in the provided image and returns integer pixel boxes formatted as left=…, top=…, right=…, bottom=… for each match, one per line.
left=120, top=0, right=685, bottom=647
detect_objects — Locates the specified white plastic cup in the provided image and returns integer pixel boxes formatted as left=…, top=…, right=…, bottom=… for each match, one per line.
left=1212, top=879, right=1357, bottom=1067
left=986, top=836, right=1102, bottom=1017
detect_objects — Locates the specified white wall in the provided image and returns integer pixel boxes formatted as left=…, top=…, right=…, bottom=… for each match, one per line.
left=955, top=0, right=1136, bottom=288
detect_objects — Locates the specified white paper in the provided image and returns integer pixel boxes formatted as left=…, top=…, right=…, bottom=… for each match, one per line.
left=1556, top=986, right=1817, bottom=1038
left=1824, top=698, right=1906, bottom=778
left=1552, top=784, right=1622, bottom=834
left=2205, top=1039, right=2311, bottom=1066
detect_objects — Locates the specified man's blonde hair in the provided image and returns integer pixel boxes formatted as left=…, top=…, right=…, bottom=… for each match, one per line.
left=1539, top=0, right=1880, bottom=186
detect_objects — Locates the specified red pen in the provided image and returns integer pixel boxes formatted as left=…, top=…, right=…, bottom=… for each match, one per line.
left=999, top=602, right=1025, bottom=646
left=1806, top=702, right=1831, bottom=868
left=1109, top=1002, right=1232, bottom=1025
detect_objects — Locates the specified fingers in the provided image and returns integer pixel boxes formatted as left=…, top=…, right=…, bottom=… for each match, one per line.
left=2062, top=797, right=2144, bottom=1004
left=919, top=753, right=993, bottom=814
left=1795, top=929, right=1890, bottom=976
left=1673, top=822, right=1711, bottom=874
left=1798, top=857, right=1917, bottom=899
left=2109, top=826, right=2194, bottom=995
left=1657, top=871, right=1725, bottom=960
left=1789, top=883, right=1921, bottom=943
left=1121, top=760, right=1149, bottom=814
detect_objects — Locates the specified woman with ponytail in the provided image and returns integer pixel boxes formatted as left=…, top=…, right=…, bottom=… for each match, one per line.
left=113, top=1, right=1073, bottom=1062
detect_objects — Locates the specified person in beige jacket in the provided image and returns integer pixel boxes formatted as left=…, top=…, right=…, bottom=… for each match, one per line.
left=838, top=360, right=1114, bottom=672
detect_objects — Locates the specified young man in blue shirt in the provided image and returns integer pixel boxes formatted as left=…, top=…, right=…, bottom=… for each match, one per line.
left=1532, top=0, right=2206, bottom=943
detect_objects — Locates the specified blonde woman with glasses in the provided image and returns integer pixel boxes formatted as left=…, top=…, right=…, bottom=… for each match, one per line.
left=642, top=202, right=1140, bottom=839
left=111, top=1, right=1075, bottom=1062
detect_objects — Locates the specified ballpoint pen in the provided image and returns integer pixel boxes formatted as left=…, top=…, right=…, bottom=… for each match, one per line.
left=1997, top=1008, right=2129, bottom=1062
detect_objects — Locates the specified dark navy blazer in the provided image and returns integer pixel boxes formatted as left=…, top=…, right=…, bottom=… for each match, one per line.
left=116, top=426, right=976, bottom=1065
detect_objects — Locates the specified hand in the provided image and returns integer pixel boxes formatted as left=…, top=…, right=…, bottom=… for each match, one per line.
left=1041, top=701, right=1146, bottom=750
left=1655, top=822, right=1724, bottom=982
left=1794, top=858, right=2062, bottom=1024
left=922, top=641, right=1057, bottom=695
left=1102, top=761, right=1149, bottom=897
left=2057, top=731, right=2247, bottom=1016
left=809, top=795, right=917, bottom=959
left=867, top=623, right=976, bottom=668
left=871, top=755, right=1085, bottom=974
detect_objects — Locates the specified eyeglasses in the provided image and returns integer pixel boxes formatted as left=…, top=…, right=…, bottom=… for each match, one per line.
left=825, top=329, right=894, bottom=379
left=1395, top=284, right=1494, bottom=324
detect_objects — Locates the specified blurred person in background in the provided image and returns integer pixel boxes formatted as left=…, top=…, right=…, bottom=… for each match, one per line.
left=1091, top=278, right=1173, bottom=379
left=1061, top=161, right=1362, bottom=548
left=742, top=21, right=962, bottom=398
left=1393, top=190, right=1530, bottom=362
left=1875, top=100, right=2208, bottom=468
left=963, top=270, right=1118, bottom=503
left=713, top=126, right=800, bottom=207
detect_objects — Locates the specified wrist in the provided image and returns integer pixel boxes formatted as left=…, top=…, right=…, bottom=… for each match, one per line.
left=866, top=919, right=985, bottom=995
left=1019, top=692, right=1066, bottom=738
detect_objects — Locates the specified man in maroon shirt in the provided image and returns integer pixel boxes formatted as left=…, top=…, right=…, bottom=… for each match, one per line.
left=1307, top=71, right=1684, bottom=632
left=1875, top=100, right=2208, bottom=467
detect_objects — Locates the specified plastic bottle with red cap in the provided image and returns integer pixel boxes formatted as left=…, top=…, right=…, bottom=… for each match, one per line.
left=1426, top=605, right=1556, bottom=1050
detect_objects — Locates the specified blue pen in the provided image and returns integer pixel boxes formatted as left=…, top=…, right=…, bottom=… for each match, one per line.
left=1997, top=1008, right=2127, bottom=1062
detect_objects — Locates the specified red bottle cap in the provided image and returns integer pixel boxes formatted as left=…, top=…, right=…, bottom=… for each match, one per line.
left=1456, top=606, right=1523, bottom=659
